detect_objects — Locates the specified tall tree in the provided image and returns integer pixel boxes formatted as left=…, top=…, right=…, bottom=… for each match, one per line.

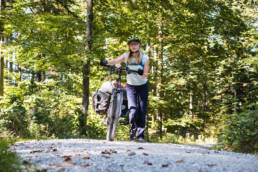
left=0, top=0, right=5, bottom=96
left=81, top=0, right=93, bottom=135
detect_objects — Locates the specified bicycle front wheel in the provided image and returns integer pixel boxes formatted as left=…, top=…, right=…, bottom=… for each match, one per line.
left=110, top=91, right=123, bottom=140
left=106, top=93, right=117, bottom=141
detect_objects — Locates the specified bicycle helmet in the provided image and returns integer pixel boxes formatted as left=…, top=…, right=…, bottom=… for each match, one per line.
left=127, top=35, right=141, bottom=45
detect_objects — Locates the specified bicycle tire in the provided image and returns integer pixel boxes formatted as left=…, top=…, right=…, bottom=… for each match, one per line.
left=110, top=92, right=123, bottom=139
left=106, top=93, right=117, bottom=141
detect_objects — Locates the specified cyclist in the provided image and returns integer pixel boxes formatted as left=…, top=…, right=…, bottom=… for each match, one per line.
left=101, top=35, right=150, bottom=142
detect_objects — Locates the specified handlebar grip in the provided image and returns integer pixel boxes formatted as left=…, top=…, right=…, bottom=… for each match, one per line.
left=100, top=59, right=108, bottom=66
left=138, top=69, right=144, bottom=75
left=127, top=68, right=144, bottom=75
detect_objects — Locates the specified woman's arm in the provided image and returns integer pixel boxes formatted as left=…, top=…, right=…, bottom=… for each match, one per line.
left=142, top=59, right=149, bottom=79
left=107, top=54, right=125, bottom=65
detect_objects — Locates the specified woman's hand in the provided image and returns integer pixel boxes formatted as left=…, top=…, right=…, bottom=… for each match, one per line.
left=142, top=73, right=148, bottom=78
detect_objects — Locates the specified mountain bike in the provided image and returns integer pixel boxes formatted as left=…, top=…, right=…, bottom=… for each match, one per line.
left=100, top=62, right=142, bottom=141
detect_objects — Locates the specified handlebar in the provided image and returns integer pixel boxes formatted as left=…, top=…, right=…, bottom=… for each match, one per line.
left=100, top=61, right=143, bottom=75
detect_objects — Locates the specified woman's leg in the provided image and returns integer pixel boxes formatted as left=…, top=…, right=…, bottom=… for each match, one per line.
left=136, top=82, right=148, bottom=139
left=126, top=84, right=138, bottom=140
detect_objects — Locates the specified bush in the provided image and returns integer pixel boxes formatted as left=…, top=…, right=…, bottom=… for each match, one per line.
left=0, top=139, right=22, bottom=172
left=0, top=80, right=82, bottom=138
left=218, top=104, right=258, bottom=153
left=0, top=93, right=30, bottom=138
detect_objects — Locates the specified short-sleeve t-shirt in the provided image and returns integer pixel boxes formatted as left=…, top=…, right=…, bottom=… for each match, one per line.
left=122, top=52, right=149, bottom=86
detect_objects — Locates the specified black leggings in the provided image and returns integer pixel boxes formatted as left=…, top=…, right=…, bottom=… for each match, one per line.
left=126, top=82, right=148, bottom=139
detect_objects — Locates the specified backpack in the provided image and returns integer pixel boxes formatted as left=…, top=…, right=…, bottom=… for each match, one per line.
left=92, top=90, right=111, bottom=115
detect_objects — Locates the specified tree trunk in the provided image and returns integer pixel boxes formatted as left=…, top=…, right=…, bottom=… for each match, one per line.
left=37, top=71, right=42, bottom=82
left=18, top=66, right=22, bottom=82
left=145, top=40, right=151, bottom=141
left=157, top=15, right=164, bottom=139
left=151, top=46, right=157, bottom=129
left=189, top=89, right=193, bottom=117
left=0, top=0, right=5, bottom=96
left=0, top=43, right=3, bottom=96
left=145, top=0, right=151, bottom=142
left=81, top=0, right=93, bottom=135
left=233, top=85, right=237, bottom=114
left=189, top=72, right=193, bottom=118
left=202, top=76, right=207, bottom=122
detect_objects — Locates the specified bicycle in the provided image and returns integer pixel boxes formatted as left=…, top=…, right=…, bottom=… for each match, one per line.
left=100, top=62, right=143, bottom=141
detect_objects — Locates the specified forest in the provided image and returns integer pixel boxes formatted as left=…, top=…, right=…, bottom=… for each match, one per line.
left=0, top=0, right=257, bottom=155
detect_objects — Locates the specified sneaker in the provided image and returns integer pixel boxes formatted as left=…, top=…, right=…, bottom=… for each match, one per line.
left=130, top=128, right=137, bottom=141
left=130, top=133, right=136, bottom=141
left=130, top=134, right=136, bottom=141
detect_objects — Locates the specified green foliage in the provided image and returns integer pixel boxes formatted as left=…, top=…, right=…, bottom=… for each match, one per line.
left=0, top=0, right=257, bottom=154
left=0, top=80, right=82, bottom=138
left=0, top=139, right=22, bottom=172
left=218, top=104, right=258, bottom=153
left=0, top=90, right=29, bottom=138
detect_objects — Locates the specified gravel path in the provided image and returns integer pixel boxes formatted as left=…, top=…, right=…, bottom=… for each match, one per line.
left=10, top=139, right=258, bottom=172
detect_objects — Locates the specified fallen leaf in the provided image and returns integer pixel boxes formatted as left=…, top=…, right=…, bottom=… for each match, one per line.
left=199, top=168, right=202, bottom=172
left=75, top=154, right=81, bottom=156
left=83, top=156, right=90, bottom=160
left=176, top=159, right=184, bottom=163
left=52, top=148, right=57, bottom=152
left=30, top=149, right=44, bottom=153
left=144, top=161, right=152, bottom=166
left=101, top=150, right=111, bottom=155
left=138, top=147, right=144, bottom=150
left=56, top=163, right=69, bottom=167
left=110, top=149, right=117, bottom=153
left=82, top=164, right=90, bottom=168
left=208, top=164, right=216, bottom=167
left=102, top=155, right=110, bottom=159
left=66, top=160, right=76, bottom=165
left=162, top=164, right=169, bottom=167
left=63, top=156, right=72, bottom=161
left=142, top=152, right=148, bottom=156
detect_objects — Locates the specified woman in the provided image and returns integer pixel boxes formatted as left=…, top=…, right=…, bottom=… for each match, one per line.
left=101, top=35, right=150, bottom=142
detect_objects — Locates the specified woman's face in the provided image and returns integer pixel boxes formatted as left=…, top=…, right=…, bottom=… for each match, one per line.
left=129, top=41, right=140, bottom=52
